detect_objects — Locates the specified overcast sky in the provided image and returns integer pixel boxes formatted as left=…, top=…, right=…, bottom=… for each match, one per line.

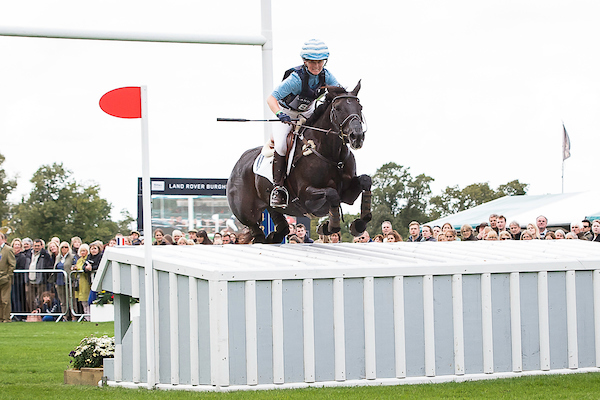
left=1, top=0, right=598, bottom=220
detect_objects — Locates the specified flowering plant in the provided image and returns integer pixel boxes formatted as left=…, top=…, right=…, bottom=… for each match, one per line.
left=69, top=335, right=115, bottom=369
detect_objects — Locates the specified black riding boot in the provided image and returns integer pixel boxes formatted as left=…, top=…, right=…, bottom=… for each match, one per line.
left=270, top=153, right=289, bottom=208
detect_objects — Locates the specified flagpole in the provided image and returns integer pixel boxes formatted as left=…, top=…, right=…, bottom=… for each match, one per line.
left=562, top=159, right=565, bottom=194
left=140, top=86, right=156, bottom=389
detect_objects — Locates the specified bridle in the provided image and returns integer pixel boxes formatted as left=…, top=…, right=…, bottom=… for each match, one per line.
left=329, top=94, right=366, bottom=144
left=293, top=94, right=367, bottom=145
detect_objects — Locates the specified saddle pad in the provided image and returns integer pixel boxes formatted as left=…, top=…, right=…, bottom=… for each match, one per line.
left=253, top=137, right=297, bottom=183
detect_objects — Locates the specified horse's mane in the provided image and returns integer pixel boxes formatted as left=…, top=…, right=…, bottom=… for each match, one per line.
left=308, top=86, right=349, bottom=124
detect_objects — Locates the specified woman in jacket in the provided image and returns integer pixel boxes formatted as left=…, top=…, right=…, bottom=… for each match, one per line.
left=53, top=241, right=73, bottom=320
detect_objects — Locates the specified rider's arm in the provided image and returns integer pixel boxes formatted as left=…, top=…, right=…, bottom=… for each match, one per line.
left=267, top=95, right=282, bottom=115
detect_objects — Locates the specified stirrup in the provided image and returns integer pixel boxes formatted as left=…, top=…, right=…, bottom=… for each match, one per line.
left=270, top=185, right=289, bottom=208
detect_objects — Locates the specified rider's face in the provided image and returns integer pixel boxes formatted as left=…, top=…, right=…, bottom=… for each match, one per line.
left=304, top=59, right=326, bottom=75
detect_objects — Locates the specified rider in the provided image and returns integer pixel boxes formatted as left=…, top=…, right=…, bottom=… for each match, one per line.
left=267, top=39, right=341, bottom=208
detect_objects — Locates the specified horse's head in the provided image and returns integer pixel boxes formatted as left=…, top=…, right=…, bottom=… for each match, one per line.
left=328, top=81, right=366, bottom=150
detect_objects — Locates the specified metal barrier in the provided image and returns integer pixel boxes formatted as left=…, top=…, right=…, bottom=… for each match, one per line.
left=10, top=269, right=92, bottom=322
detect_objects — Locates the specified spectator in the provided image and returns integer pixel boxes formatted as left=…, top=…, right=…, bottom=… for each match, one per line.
left=47, top=241, right=59, bottom=268
left=421, top=225, right=436, bottom=242
left=357, top=231, right=372, bottom=243
left=526, top=223, right=541, bottom=239
left=315, top=234, right=330, bottom=243
left=489, top=214, right=499, bottom=233
left=153, top=229, right=167, bottom=245
left=536, top=215, right=548, bottom=239
left=288, top=224, right=297, bottom=237
left=509, top=221, right=521, bottom=240
left=555, top=229, right=566, bottom=239
left=177, top=237, right=189, bottom=245
left=496, top=215, right=508, bottom=233
left=485, top=231, right=499, bottom=240
left=330, top=232, right=341, bottom=243
left=35, top=291, right=60, bottom=322
left=407, top=221, right=422, bottom=242
left=163, top=234, right=174, bottom=245
left=591, top=220, right=600, bottom=242
left=381, top=221, right=393, bottom=237
left=432, top=226, right=442, bottom=239
left=520, top=231, right=533, bottom=240
left=460, top=225, right=477, bottom=241
left=172, top=230, right=184, bottom=244
left=386, top=231, right=402, bottom=243
left=436, top=233, right=448, bottom=242
left=296, top=224, right=314, bottom=243
left=222, top=233, right=232, bottom=244
left=499, top=231, right=512, bottom=240
left=582, top=219, right=593, bottom=241
left=10, top=238, right=26, bottom=319
left=26, top=239, right=53, bottom=312
left=566, top=232, right=579, bottom=240
left=0, top=232, right=16, bottom=323
left=72, top=244, right=91, bottom=321
left=229, top=233, right=237, bottom=244
left=53, top=241, right=73, bottom=320
left=442, top=222, right=460, bottom=242
left=197, top=230, right=213, bottom=245
left=476, top=222, right=489, bottom=240
left=70, top=237, right=82, bottom=260
left=131, top=230, right=142, bottom=245
left=213, top=232, right=223, bottom=245
left=544, top=231, right=556, bottom=240
left=570, top=221, right=585, bottom=240
left=373, top=234, right=384, bottom=243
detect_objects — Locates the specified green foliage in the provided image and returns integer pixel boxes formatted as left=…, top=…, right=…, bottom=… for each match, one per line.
left=10, top=163, right=121, bottom=243
left=0, top=153, right=17, bottom=227
left=370, top=162, right=433, bottom=239
left=430, top=179, right=529, bottom=219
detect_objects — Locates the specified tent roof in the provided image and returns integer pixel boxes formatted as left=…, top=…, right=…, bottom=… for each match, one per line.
left=427, top=190, right=600, bottom=230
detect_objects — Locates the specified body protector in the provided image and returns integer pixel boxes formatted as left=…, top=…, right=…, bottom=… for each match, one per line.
left=280, top=65, right=326, bottom=112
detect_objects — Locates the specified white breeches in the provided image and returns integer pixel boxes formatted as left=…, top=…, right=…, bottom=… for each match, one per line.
left=272, top=104, right=315, bottom=156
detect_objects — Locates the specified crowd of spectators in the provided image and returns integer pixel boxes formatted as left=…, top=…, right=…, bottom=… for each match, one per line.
left=1, top=215, right=598, bottom=322
left=357, top=215, right=600, bottom=244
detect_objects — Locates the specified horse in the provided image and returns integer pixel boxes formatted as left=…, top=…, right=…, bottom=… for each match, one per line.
left=227, top=81, right=372, bottom=244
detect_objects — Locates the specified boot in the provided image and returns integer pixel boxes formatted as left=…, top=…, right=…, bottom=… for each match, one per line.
left=270, top=152, right=289, bottom=208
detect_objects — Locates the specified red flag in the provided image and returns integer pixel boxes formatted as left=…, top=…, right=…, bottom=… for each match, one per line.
left=99, top=87, right=142, bottom=118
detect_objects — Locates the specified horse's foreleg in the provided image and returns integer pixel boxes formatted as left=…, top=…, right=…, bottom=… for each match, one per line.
left=317, top=207, right=341, bottom=236
left=349, top=175, right=372, bottom=237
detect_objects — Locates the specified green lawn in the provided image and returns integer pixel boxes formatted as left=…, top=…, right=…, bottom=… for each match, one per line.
left=1, top=321, right=600, bottom=399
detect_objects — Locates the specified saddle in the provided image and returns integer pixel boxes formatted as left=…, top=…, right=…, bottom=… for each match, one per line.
left=253, top=118, right=314, bottom=183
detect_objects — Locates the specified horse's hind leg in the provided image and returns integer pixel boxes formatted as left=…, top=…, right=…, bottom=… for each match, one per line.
left=265, top=211, right=290, bottom=244
left=317, top=207, right=341, bottom=235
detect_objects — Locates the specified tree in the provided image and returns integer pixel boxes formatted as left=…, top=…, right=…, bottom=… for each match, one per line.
left=11, top=163, right=120, bottom=243
left=0, top=153, right=17, bottom=227
left=429, top=179, right=529, bottom=219
left=370, top=163, right=433, bottom=239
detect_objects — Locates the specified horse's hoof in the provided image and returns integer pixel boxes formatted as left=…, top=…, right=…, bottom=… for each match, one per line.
left=317, top=222, right=325, bottom=235
left=350, top=219, right=367, bottom=236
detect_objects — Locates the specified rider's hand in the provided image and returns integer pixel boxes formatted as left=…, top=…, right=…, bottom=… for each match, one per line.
left=276, top=111, right=292, bottom=124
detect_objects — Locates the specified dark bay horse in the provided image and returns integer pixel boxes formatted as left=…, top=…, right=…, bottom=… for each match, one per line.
left=227, top=82, right=372, bottom=243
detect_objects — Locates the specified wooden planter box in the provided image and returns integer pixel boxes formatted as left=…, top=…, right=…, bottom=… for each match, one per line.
left=64, top=368, right=104, bottom=386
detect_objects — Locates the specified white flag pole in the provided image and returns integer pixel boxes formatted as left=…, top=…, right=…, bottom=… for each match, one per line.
left=140, top=86, right=156, bottom=389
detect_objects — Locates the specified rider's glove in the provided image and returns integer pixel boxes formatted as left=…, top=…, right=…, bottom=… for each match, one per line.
left=276, top=111, right=292, bottom=124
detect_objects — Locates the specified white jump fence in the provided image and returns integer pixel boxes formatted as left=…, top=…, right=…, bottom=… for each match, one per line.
left=93, top=240, right=600, bottom=391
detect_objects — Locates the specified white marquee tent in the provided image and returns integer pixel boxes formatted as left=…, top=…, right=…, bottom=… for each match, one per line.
left=427, top=191, right=600, bottom=230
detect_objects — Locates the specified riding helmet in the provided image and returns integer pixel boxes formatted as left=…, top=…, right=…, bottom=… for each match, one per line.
left=300, top=39, right=329, bottom=60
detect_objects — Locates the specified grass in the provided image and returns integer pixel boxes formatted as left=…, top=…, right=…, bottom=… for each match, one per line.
left=1, top=322, right=600, bottom=399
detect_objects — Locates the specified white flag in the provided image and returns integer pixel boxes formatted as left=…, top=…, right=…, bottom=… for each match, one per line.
left=562, top=124, right=571, bottom=161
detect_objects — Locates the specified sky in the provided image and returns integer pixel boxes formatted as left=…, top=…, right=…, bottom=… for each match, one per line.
left=1, top=0, right=599, bottom=221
